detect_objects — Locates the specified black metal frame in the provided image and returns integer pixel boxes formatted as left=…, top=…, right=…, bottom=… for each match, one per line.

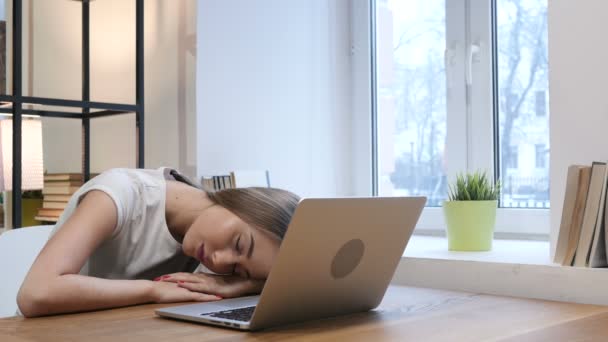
left=5, top=0, right=144, bottom=228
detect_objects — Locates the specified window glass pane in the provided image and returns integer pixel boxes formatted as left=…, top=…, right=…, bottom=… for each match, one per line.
left=376, top=0, right=446, bottom=206
left=497, top=0, right=549, bottom=208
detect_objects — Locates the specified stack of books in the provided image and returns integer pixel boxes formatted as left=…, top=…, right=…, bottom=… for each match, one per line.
left=35, top=173, right=84, bottom=222
left=201, top=174, right=233, bottom=191
left=201, top=170, right=270, bottom=191
left=555, top=162, right=608, bottom=267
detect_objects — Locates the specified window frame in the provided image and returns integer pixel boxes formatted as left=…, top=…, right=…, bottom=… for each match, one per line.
left=365, top=0, right=550, bottom=239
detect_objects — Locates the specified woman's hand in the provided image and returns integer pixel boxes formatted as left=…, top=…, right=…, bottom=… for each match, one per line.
left=155, top=272, right=265, bottom=298
left=150, top=279, right=223, bottom=303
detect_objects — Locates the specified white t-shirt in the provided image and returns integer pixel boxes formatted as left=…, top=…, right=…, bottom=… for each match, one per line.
left=48, top=167, right=202, bottom=280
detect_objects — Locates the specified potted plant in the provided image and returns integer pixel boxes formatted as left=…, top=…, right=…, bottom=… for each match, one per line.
left=443, top=170, right=501, bottom=251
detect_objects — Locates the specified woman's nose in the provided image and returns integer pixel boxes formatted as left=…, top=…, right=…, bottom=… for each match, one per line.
left=211, top=249, right=238, bottom=270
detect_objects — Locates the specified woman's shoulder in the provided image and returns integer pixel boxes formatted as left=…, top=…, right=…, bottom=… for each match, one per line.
left=91, top=167, right=166, bottom=186
left=67, top=168, right=169, bottom=232
left=74, top=168, right=166, bottom=207
left=96, top=167, right=163, bottom=177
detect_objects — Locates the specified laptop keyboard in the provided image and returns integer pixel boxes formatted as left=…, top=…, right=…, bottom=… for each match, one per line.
left=205, top=306, right=256, bottom=322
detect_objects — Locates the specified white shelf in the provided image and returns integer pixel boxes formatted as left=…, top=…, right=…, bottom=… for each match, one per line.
left=393, top=235, right=608, bottom=306
left=403, top=235, right=551, bottom=265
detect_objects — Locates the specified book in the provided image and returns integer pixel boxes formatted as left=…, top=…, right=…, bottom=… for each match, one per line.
left=43, top=173, right=98, bottom=182
left=555, top=165, right=592, bottom=265
left=573, top=162, right=608, bottom=267
left=223, top=175, right=232, bottom=189
left=44, top=180, right=83, bottom=187
left=42, top=186, right=81, bottom=195
left=34, top=215, right=59, bottom=223
left=589, top=167, right=608, bottom=268
left=44, top=173, right=83, bottom=181
left=36, top=208, right=64, bottom=217
left=43, top=194, right=72, bottom=202
left=562, top=166, right=591, bottom=266
left=210, top=175, right=233, bottom=190
left=42, top=201, right=67, bottom=209
left=200, top=176, right=214, bottom=191
left=604, top=182, right=608, bottom=263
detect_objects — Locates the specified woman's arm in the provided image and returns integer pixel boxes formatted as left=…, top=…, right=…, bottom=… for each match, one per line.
left=17, top=190, right=218, bottom=317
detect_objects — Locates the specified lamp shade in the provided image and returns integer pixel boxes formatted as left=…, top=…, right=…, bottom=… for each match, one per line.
left=0, top=119, right=44, bottom=191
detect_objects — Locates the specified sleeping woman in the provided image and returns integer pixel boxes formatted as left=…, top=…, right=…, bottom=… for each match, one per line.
left=17, top=167, right=299, bottom=317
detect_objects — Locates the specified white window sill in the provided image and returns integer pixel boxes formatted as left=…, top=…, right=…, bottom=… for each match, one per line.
left=403, top=235, right=550, bottom=265
left=392, top=235, right=608, bottom=306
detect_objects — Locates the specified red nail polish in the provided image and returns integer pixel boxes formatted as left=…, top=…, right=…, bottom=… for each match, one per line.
left=154, top=277, right=161, bottom=281
left=178, top=280, right=184, bottom=284
left=162, top=275, right=170, bottom=279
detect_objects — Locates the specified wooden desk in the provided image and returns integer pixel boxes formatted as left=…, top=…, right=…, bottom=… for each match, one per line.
left=1, top=286, right=607, bottom=341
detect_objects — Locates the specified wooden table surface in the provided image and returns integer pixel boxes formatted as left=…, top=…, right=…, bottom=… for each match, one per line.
left=1, top=285, right=607, bottom=342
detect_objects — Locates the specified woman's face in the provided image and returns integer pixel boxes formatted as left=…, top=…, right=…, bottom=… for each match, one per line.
left=182, top=205, right=280, bottom=280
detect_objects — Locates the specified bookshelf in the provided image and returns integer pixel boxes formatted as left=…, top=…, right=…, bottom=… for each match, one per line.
left=1, top=0, right=145, bottom=228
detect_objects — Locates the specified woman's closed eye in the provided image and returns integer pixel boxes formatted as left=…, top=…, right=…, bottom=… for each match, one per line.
left=235, top=235, right=242, bottom=254
left=232, top=235, right=251, bottom=278
left=231, top=235, right=241, bottom=275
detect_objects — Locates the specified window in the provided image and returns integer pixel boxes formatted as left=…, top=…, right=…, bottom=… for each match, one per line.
left=496, top=0, right=549, bottom=210
left=372, top=0, right=549, bottom=236
left=375, top=0, right=447, bottom=207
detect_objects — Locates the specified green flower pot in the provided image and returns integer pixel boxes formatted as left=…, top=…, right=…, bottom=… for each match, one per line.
left=443, top=200, right=497, bottom=251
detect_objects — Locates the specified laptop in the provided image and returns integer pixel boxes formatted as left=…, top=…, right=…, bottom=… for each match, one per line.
left=156, top=196, right=426, bottom=330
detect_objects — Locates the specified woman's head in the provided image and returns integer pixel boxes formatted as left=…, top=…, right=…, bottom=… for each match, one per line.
left=182, top=187, right=300, bottom=280
left=205, top=187, right=299, bottom=240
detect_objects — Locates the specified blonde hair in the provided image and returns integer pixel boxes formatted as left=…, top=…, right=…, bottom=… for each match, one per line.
left=205, top=187, right=300, bottom=240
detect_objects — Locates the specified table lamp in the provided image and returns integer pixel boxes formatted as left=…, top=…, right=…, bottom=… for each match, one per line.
left=0, top=118, right=44, bottom=228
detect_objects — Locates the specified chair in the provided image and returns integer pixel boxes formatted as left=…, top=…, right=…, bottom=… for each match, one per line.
left=230, top=170, right=271, bottom=188
left=0, top=225, right=53, bottom=318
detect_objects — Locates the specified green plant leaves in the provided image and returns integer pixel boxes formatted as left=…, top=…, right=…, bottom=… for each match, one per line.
left=447, top=170, right=501, bottom=201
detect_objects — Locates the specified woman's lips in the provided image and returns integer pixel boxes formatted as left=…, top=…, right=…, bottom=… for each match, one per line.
left=196, top=243, right=205, bottom=263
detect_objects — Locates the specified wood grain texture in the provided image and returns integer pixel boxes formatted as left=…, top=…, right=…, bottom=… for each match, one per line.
left=1, top=286, right=607, bottom=342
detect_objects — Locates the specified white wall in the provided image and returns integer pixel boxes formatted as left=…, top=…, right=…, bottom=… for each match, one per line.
left=548, top=0, right=608, bottom=257
left=26, top=0, right=197, bottom=177
left=197, top=0, right=356, bottom=198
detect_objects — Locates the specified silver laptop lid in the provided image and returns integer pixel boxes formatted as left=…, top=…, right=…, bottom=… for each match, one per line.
left=249, top=196, right=426, bottom=330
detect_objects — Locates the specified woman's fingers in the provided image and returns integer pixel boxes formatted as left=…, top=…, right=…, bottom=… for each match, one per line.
left=192, top=292, right=223, bottom=302
left=156, top=273, right=262, bottom=298
left=155, top=272, right=201, bottom=283
left=178, top=280, right=221, bottom=297
left=155, top=272, right=262, bottom=299
left=156, top=272, right=221, bottom=295
left=152, top=280, right=221, bottom=303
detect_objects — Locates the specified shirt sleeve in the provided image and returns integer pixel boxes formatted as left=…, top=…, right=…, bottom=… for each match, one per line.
left=73, top=168, right=138, bottom=239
